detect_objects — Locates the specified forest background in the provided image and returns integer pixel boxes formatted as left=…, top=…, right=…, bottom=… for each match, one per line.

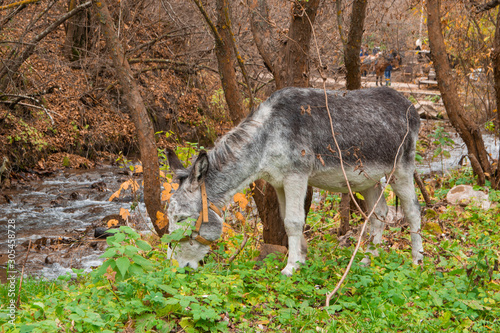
left=1, top=0, right=500, bottom=332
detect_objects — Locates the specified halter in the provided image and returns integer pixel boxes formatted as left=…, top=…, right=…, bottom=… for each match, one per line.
left=180, top=182, right=223, bottom=246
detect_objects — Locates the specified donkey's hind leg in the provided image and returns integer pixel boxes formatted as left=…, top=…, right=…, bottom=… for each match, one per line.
left=391, top=169, right=424, bottom=265
left=360, top=185, right=389, bottom=265
left=281, top=174, right=308, bottom=276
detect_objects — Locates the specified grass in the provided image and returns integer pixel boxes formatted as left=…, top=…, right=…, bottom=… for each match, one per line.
left=1, top=168, right=499, bottom=332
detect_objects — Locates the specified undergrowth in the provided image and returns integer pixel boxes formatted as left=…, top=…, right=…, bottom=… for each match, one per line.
left=1, top=169, right=500, bottom=332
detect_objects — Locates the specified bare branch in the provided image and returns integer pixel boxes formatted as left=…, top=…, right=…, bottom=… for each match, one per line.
left=191, top=0, right=224, bottom=45
left=0, top=0, right=39, bottom=11
left=472, top=0, right=500, bottom=13
left=0, top=3, right=26, bottom=30
left=0, top=1, right=92, bottom=90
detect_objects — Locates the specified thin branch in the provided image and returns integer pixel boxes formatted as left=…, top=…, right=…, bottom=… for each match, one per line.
left=304, top=6, right=414, bottom=307
left=413, top=171, right=432, bottom=207
left=129, top=58, right=219, bottom=74
left=0, top=101, right=59, bottom=124
left=16, top=240, right=32, bottom=307
left=24, top=0, right=57, bottom=33
left=472, top=0, right=500, bottom=13
left=223, top=1, right=254, bottom=110
left=126, top=27, right=194, bottom=55
left=226, top=233, right=249, bottom=264
left=0, top=3, right=26, bottom=30
left=0, top=0, right=39, bottom=11
left=191, top=0, right=224, bottom=45
left=0, top=1, right=92, bottom=89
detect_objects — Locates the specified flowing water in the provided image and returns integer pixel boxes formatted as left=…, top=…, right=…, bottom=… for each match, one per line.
left=0, top=165, right=152, bottom=282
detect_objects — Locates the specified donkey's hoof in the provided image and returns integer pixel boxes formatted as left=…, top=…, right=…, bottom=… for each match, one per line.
left=412, top=250, right=424, bottom=265
left=281, top=263, right=299, bottom=276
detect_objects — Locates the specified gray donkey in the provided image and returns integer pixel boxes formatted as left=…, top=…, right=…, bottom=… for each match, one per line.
left=166, top=87, right=423, bottom=276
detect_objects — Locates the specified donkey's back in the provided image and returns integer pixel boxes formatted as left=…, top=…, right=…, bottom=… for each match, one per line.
left=255, top=87, right=419, bottom=192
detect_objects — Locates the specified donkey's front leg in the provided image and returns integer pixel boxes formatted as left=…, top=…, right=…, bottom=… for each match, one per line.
left=281, top=175, right=308, bottom=276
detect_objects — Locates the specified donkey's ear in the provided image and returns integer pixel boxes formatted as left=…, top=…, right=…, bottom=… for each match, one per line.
left=166, top=149, right=186, bottom=174
left=189, top=150, right=209, bottom=186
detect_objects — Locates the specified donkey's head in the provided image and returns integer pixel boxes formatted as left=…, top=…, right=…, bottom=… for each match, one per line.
left=166, top=149, right=223, bottom=269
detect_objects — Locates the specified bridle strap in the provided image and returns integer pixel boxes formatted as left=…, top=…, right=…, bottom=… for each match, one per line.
left=188, top=182, right=222, bottom=246
left=201, top=182, right=209, bottom=223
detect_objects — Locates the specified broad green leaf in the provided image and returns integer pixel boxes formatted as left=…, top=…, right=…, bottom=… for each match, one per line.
left=136, top=239, right=152, bottom=251
left=115, top=257, right=131, bottom=278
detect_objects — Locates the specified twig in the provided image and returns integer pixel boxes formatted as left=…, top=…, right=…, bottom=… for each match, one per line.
left=0, top=3, right=26, bottom=30
left=471, top=0, right=500, bottom=13
left=0, top=0, right=39, bottom=11
left=413, top=171, right=432, bottom=206
left=0, top=100, right=59, bottom=124
left=324, top=106, right=412, bottom=306
left=16, top=240, right=32, bottom=307
left=303, top=7, right=413, bottom=306
left=227, top=233, right=249, bottom=264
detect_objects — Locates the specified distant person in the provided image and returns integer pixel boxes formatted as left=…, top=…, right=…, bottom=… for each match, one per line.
left=384, top=63, right=393, bottom=86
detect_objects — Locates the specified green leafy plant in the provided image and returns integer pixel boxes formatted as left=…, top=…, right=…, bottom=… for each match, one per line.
left=1, top=169, right=499, bottom=332
left=429, top=126, right=455, bottom=173
left=92, top=226, right=154, bottom=282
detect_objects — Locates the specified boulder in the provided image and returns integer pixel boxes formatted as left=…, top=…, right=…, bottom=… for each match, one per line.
left=446, top=185, right=490, bottom=209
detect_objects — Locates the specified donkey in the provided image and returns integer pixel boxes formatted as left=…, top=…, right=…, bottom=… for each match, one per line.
left=166, top=87, right=423, bottom=276
left=375, top=55, right=401, bottom=86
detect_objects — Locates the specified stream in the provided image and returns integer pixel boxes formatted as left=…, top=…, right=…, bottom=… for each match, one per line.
left=0, top=122, right=498, bottom=282
left=0, top=164, right=152, bottom=282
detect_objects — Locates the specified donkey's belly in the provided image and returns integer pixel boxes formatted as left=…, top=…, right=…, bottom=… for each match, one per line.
left=308, top=166, right=385, bottom=192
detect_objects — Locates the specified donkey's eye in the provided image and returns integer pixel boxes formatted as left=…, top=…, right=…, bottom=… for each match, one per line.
left=177, top=217, right=188, bottom=223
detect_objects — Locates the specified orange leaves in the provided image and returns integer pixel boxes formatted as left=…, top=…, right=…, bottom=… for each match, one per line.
left=235, top=212, right=245, bottom=223
left=161, top=181, right=179, bottom=202
left=133, top=164, right=143, bottom=174
left=109, top=179, right=140, bottom=202
left=233, top=192, right=248, bottom=210
left=156, top=211, right=169, bottom=229
left=104, top=266, right=116, bottom=283
left=107, top=219, right=119, bottom=228
left=120, top=207, right=130, bottom=220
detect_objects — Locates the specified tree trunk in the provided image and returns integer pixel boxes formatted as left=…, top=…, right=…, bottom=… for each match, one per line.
left=92, top=0, right=164, bottom=236
left=340, top=0, right=368, bottom=234
left=192, top=0, right=246, bottom=125
left=279, top=0, right=320, bottom=87
left=491, top=6, right=500, bottom=188
left=344, top=0, right=368, bottom=91
left=249, top=0, right=320, bottom=246
left=427, top=0, right=492, bottom=186
left=64, top=0, right=91, bottom=62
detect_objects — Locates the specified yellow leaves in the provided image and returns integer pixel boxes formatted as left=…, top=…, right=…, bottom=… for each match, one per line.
left=355, top=193, right=365, bottom=201
left=156, top=211, right=168, bottom=229
left=233, top=192, right=248, bottom=210
left=223, top=222, right=235, bottom=237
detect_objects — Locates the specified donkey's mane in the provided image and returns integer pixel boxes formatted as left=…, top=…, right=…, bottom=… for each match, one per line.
left=208, top=111, right=263, bottom=171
